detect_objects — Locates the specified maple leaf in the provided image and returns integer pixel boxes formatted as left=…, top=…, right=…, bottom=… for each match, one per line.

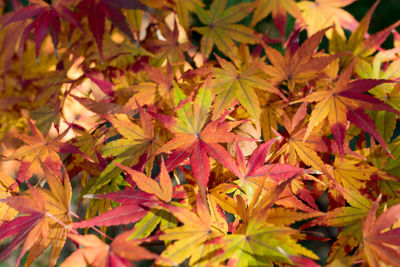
left=310, top=190, right=372, bottom=261
left=231, top=138, right=308, bottom=201
left=76, top=0, right=147, bottom=59
left=330, top=2, right=400, bottom=65
left=175, top=0, right=204, bottom=29
left=116, top=157, right=172, bottom=203
left=128, top=207, right=178, bottom=240
left=0, top=172, right=19, bottom=222
left=104, top=103, right=162, bottom=170
left=259, top=93, right=286, bottom=142
left=145, top=20, right=190, bottom=64
left=251, top=0, right=303, bottom=38
left=211, top=55, right=287, bottom=122
left=74, top=158, right=177, bottom=229
left=275, top=102, right=328, bottom=171
left=22, top=167, right=73, bottom=266
left=260, top=27, right=343, bottom=91
left=293, top=62, right=400, bottom=158
left=0, top=187, right=48, bottom=267
left=5, top=120, right=87, bottom=185
left=124, top=62, right=174, bottom=110
left=2, top=0, right=400, bottom=264
left=265, top=207, right=322, bottom=226
left=376, top=136, right=400, bottom=179
left=324, top=154, right=396, bottom=193
left=2, top=0, right=81, bottom=60
left=192, top=0, right=260, bottom=58
left=153, top=83, right=240, bottom=193
left=232, top=173, right=310, bottom=229
left=157, top=195, right=227, bottom=266
left=362, top=195, right=400, bottom=267
left=60, top=232, right=158, bottom=267
left=354, top=49, right=400, bottom=143
left=297, top=0, right=358, bottom=38
left=73, top=191, right=158, bottom=228
left=81, top=103, right=162, bottom=196
left=211, top=219, right=318, bottom=266
left=355, top=49, right=400, bottom=107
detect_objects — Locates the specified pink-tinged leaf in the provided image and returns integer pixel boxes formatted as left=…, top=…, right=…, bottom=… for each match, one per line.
left=96, top=190, right=157, bottom=206
left=86, top=73, right=114, bottom=97
left=0, top=214, right=43, bottom=240
left=362, top=20, right=400, bottom=56
left=105, top=0, right=148, bottom=10
left=296, top=188, right=319, bottom=210
left=367, top=242, right=400, bottom=266
left=159, top=158, right=172, bottom=202
left=85, top=0, right=105, bottom=59
left=129, top=153, right=148, bottom=174
left=17, top=161, right=36, bottom=184
left=58, top=143, right=93, bottom=162
left=235, top=141, right=246, bottom=175
left=11, top=0, right=23, bottom=10
left=148, top=111, right=177, bottom=133
left=251, top=164, right=304, bottom=182
left=3, top=2, right=79, bottom=60
left=116, top=162, right=172, bottom=202
left=255, top=176, right=297, bottom=215
left=72, top=205, right=149, bottom=228
left=0, top=217, right=40, bottom=261
left=78, top=0, right=144, bottom=58
left=136, top=100, right=154, bottom=138
left=371, top=228, right=400, bottom=246
left=363, top=196, right=400, bottom=266
left=3, top=5, right=44, bottom=26
left=18, top=21, right=35, bottom=58
left=111, top=231, right=160, bottom=262
left=289, top=256, right=319, bottom=267
left=6, top=187, right=47, bottom=214
left=165, top=149, right=190, bottom=172
left=273, top=9, right=286, bottom=38
left=285, top=27, right=300, bottom=55
left=204, top=142, right=240, bottom=178
left=340, top=91, right=400, bottom=114
left=62, top=232, right=159, bottom=267
left=191, top=140, right=210, bottom=187
left=340, top=79, right=393, bottom=94
left=330, top=122, right=346, bottom=159
left=116, top=163, right=162, bottom=195
left=290, top=102, right=308, bottom=132
left=247, top=138, right=279, bottom=176
left=47, top=9, right=61, bottom=57
left=372, top=203, right=400, bottom=234
left=200, top=120, right=238, bottom=144
left=347, top=109, right=392, bottom=155
left=55, top=6, right=82, bottom=30
left=0, top=188, right=47, bottom=261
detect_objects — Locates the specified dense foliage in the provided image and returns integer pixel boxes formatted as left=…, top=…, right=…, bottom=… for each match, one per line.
left=1, top=0, right=400, bottom=266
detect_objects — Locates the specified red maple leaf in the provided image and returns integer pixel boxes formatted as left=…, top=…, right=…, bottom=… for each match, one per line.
left=2, top=0, right=81, bottom=60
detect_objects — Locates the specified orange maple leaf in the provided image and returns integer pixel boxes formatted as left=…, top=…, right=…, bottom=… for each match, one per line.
left=260, top=27, right=343, bottom=92
left=61, top=232, right=158, bottom=267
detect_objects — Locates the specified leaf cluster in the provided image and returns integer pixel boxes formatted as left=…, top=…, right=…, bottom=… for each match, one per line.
left=1, top=0, right=400, bottom=266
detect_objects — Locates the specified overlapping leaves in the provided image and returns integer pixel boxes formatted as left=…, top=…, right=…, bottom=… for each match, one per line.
left=1, top=1, right=400, bottom=267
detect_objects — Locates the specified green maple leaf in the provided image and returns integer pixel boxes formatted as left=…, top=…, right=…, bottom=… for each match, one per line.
left=192, top=0, right=260, bottom=58
left=211, top=55, right=286, bottom=123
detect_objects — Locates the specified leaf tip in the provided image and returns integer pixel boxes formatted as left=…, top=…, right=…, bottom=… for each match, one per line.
left=309, top=169, right=322, bottom=175
left=82, top=194, right=96, bottom=199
